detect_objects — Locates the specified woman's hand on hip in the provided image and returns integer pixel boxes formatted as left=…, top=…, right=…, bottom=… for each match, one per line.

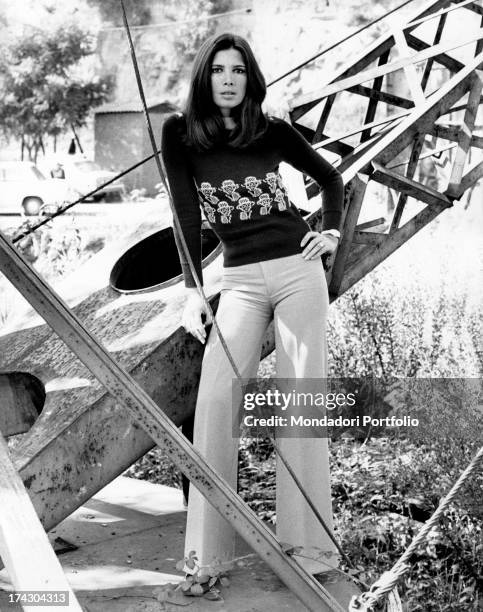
left=182, top=291, right=213, bottom=344
left=301, top=231, right=339, bottom=261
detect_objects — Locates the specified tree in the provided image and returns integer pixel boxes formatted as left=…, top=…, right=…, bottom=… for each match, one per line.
left=0, top=24, right=114, bottom=162
left=86, top=0, right=151, bottom=27
left=164, top=0, right=216, bottom=63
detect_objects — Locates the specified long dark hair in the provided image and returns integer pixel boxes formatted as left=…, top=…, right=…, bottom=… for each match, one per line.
left=184, top=33, right=268, bottom=151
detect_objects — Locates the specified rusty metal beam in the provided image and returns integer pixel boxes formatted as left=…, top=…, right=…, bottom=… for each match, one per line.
left=467, top=1, right=483, bottom=17
left=355, top=218, right=387, bottom=230
left=428, top=123, right=462, bottom=141
left=315, top=112, right=407, bottom=151
left=337, top=123, right=400, bottom=180
left=293, top=122, right=354, bottom=157
left=475, top=8, right=483, bottom=55
left=313, top=94, right=336, bottom=143
left=351, top=231, right=387, bottom=245
left=340, top=198, right=449, bottom=294
left=387, top=141, right=457, bottom=169
left=405, top=33, right=465, bottom=73
left=441, top=95, right=483, bottom=114
left=0, top=433, right=83, bottom=609
left=328, top=175, right=367, bottom=297
left=404, top=0, right=475, bottom=29
left=393, top=28, right=426, bottom=106
left=444, top=159, right=483, bottom=199
left=371, top=160, right=453, bottom=207
left=348, top=84, right=414, bottom=111
left=446, top=72, right=483, bottom=197
left=420, top=11, right=448, bottom=90
left=389, top=132, right=426, bottom=233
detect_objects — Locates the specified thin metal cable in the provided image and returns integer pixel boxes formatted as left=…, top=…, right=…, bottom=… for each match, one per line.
left=11, top=150, right=161, bottom=244
left=120, top=0, right=354, bottom=572
left=349, top=445, right=483, bottom=611
left=104, top=7, right=252, bottom=31
left=266, top=0, right=418, bottom=87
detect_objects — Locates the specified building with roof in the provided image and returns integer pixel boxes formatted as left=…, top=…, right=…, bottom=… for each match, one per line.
left=94, top=99, right=177, bottom=196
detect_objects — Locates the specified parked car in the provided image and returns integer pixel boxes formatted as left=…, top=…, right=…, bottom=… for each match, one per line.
left=0, top=161, right=73, bottom=216
left=42, top=156, right=126, bottom=202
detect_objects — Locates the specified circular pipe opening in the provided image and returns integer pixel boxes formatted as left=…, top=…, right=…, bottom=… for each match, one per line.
left=0, top=371, right=45, bottom=438
left=110, top=225, right=221, bottom=294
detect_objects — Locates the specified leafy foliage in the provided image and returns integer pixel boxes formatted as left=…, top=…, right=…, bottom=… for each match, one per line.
left=327, top=271, right=481, bottom=378
left=331, top=439, right=482, bottom=610
left=85, top=0, right=151, bottom=27
left=152, top=550, right=231, bottom=607
left=0, top=24, right=113, bottom=161
left=6, top=219, right=82, bottom=282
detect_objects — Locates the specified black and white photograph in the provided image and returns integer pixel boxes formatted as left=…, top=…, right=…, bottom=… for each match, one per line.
left=0, top=1, right=482, bottom=610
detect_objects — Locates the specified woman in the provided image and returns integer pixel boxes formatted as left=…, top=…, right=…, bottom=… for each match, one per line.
left=161, top=32, right=344, bottom=576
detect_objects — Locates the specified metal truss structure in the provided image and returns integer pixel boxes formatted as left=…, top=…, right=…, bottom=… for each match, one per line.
left=289, top=0, right=482, bottom=299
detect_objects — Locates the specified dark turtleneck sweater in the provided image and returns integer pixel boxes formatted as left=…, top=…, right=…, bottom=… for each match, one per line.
left=161, top=113, right=344, bottom=288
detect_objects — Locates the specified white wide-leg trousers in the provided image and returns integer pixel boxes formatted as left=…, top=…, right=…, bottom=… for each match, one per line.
left=184, top=253, right=337, bottom=574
